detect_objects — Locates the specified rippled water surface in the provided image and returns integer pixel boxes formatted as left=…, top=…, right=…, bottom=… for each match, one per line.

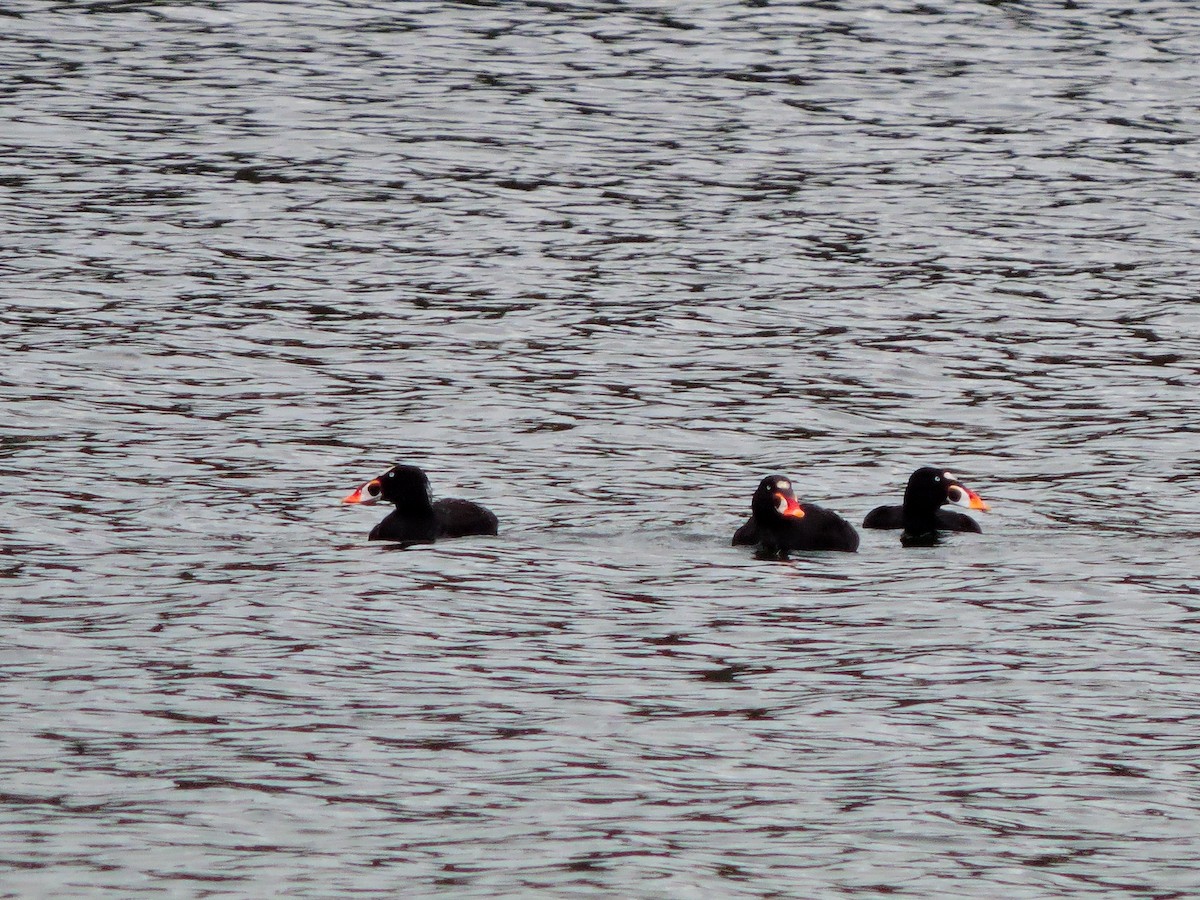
left=3, top=1, right=1200, bottom=896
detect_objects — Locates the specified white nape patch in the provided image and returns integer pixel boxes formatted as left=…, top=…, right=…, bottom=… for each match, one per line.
left=775, top=495, right=790, bottom=515
left=943, top=471, right=957, bottom=482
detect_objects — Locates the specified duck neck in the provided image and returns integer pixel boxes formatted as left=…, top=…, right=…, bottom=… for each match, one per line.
left=751, top=498, right=785, bottom=535
left=901, top=490, right=940, bottom=534
left=387, top=484, right=436, bottom=518
left=398, top=497, right=435, bottom=518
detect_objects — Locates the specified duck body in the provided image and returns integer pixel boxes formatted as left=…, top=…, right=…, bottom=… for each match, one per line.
left=368, top=498, right=498, bottom=542
left=863, top=467, right=988, bottom=546
left=736, top=513, right=865, bottom=548
left=731, top=517, right=760, bottom=546
left=735, top=475, right=859, bottom=556
left=344, top=464, right=498, bottom=544
left=861, top=505, right=982, bottom=533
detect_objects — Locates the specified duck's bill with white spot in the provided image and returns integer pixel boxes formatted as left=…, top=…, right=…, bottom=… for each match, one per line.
left=342, top=479, right=383, bottom=505
left=947, top=483, right=989, bottom=511
left=773, top=489, right=806, bottom=518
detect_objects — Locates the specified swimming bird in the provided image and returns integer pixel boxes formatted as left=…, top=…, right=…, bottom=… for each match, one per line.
left=342, top=464, right=498, bottom=543
left=733, top=475, right=859, bottom=556
left=862, top=466, right=988, bottom=547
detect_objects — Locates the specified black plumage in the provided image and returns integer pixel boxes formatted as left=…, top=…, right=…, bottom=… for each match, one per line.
left=343, top=464, right=498, bottom=544
left=734, top=475, right=859, bottom=556
left=863, top=466, right=988, bottom=547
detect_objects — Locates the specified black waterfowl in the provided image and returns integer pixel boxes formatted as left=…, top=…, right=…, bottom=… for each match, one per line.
left=863, top=466, right=988, bottom=547
left=341, top=464, right=498, bottom=543
left=733, top=475, right=859, bottom=556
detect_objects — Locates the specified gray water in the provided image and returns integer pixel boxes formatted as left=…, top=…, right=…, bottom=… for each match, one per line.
left=3, top=1, right=1200, bottom=896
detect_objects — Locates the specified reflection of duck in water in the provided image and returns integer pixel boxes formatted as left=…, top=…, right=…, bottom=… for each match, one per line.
left=733, top=475, right=859, bottom=556
left=862, top=467, right=988, bottom=547
left=342, top=464, right=498, bottom=543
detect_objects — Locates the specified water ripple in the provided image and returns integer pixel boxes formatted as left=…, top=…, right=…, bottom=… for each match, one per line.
left=3, top=0, right=1200, bottom=896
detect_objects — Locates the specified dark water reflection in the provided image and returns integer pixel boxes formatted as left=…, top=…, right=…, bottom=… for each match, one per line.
left=3, top=0, right=1200, bottom=896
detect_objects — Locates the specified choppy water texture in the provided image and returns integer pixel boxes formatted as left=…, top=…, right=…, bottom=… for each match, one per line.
left=3, top=1, right=1200, bottom=896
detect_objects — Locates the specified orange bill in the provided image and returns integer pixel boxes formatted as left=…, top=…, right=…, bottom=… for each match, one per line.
left=776, top=491, right=806, bottom=518
left=342, top=479, right=381, bottom=505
